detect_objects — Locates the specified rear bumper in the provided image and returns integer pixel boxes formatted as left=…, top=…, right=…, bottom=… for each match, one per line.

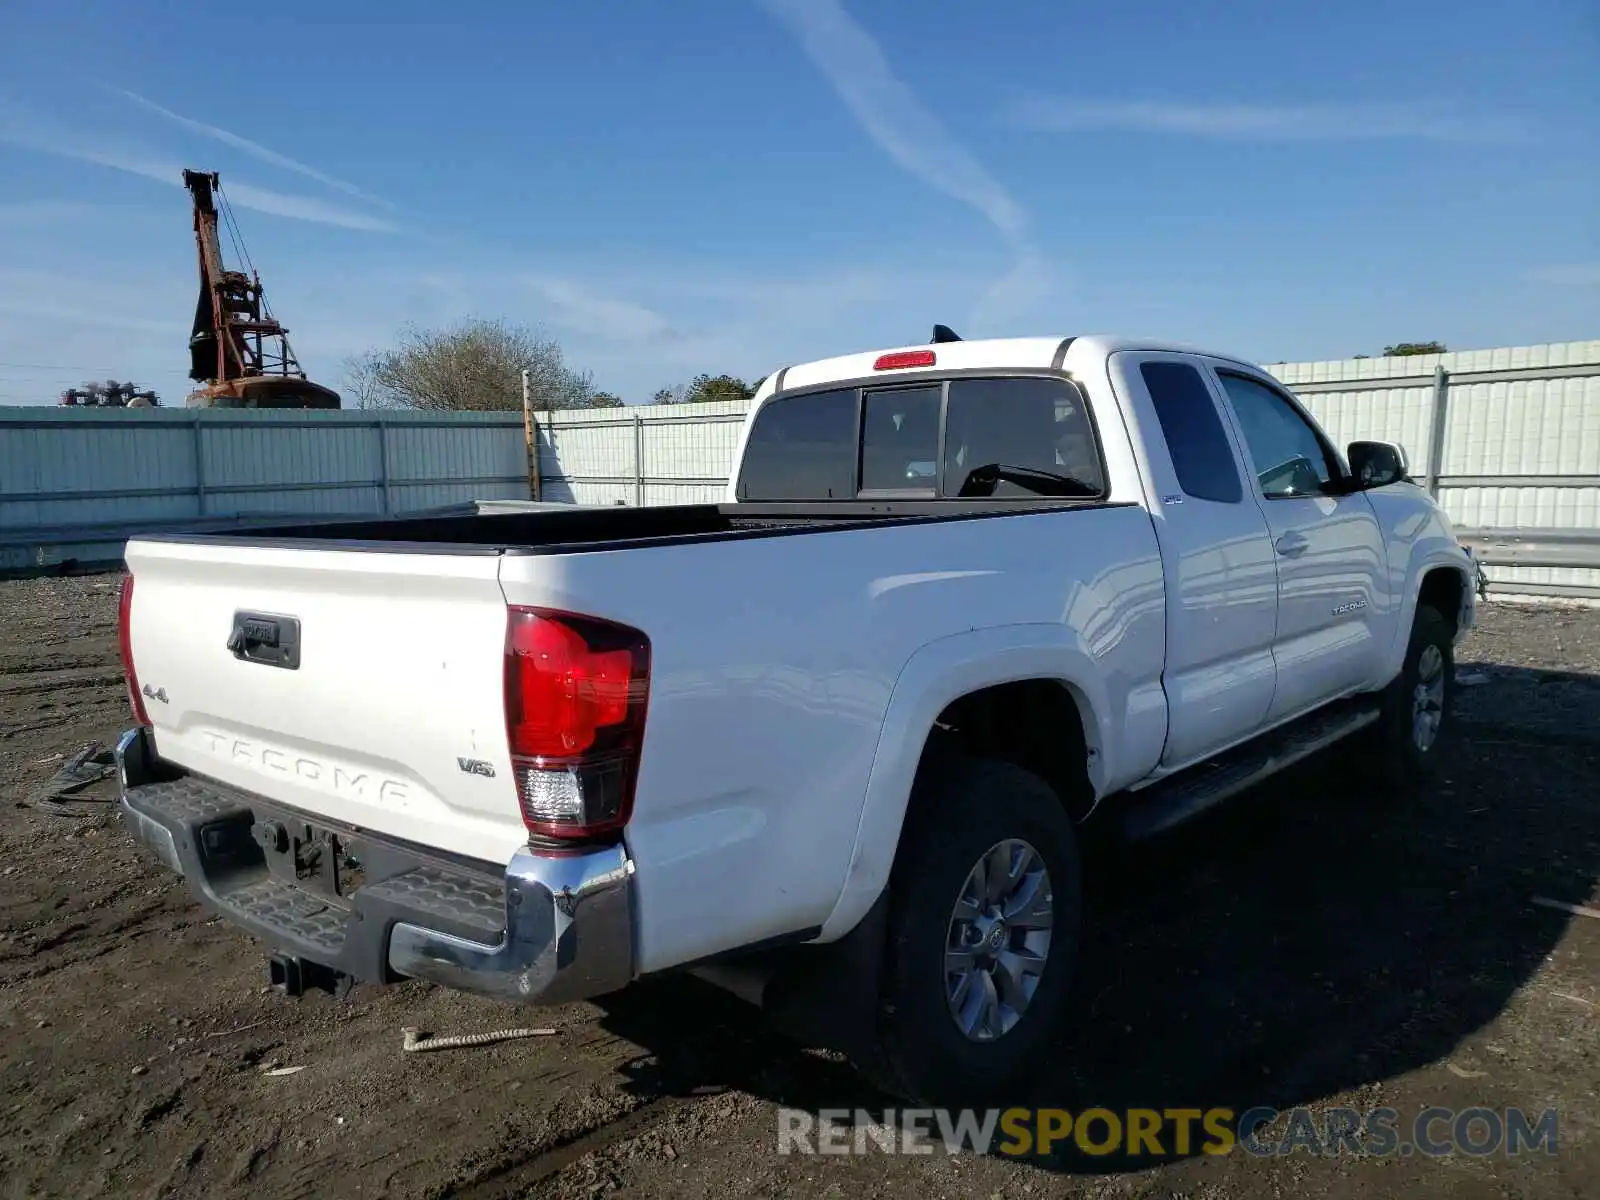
left=114, top=726, right=635, bottom=1006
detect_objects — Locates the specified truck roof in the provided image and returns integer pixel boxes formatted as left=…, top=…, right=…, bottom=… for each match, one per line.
left=767, top=333, right=1251, bottom=396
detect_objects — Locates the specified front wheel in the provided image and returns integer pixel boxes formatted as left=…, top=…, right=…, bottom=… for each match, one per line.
left=1366, top=604, right=1456, bottom=789
left=872, top=756, right=1082, bottom=1105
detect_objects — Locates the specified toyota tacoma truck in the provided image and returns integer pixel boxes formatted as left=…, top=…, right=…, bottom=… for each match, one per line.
left=114, top=332, right=1476, bottom=1102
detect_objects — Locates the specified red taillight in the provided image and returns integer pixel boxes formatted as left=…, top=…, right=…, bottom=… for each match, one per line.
left=873, top=349, right=936, bottom=370
left=504, top=607, right=650, bottom=840
left=118, top=573, right=150, bottom=726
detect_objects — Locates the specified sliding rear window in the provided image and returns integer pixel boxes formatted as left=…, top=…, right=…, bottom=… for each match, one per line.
left=736, top=375, right=1105, bottom=501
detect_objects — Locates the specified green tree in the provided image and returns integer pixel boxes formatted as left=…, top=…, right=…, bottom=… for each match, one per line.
left=342, top=317, right=595, bottom=412
left=589, top=391, right=625, bottom=408
left=1382, top=341, right=1448, bottom=357
left=690, top=373, right=756, bottom=403
left=653, top=373, right=757, bottom=404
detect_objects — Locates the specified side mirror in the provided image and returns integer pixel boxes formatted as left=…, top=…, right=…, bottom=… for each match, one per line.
left=1347, top=440, right=1409, bottom=489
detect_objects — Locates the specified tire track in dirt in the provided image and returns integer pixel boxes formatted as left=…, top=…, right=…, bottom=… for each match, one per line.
left=444, top=1093, right=693, bottom=1199
left=1, top=673, right=125, bottom=699
left=0, top=910, right=206, bottom=985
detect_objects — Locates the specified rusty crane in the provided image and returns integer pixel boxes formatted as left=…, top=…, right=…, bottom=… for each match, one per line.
left=183, top=168, right=340, bottom=408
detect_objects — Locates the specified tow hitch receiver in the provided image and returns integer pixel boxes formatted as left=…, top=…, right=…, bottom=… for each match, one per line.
left=267, top=953, right=351, bottom=999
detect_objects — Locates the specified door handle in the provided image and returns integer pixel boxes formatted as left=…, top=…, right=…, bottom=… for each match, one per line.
left=1275, top=532, right=1309, bottom=559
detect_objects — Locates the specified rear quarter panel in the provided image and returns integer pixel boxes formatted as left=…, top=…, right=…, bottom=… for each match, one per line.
left=500, top=504, right=1166, bottom=971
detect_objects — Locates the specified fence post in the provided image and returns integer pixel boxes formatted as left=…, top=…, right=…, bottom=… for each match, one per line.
left=520, top=369, right=541, bottom=501
left=192, top=411, right=207, bottom=517
left=1423, top=366, right=1450, bottom=497
left=531, top=412, right=543, bottom=502
left=634, top=412, right=645, bottom=507
left=376, top=415, right=392, bottom=514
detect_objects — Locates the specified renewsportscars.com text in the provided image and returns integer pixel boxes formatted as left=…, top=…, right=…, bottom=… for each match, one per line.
left=777, top=1105, right=1560, bottom=1159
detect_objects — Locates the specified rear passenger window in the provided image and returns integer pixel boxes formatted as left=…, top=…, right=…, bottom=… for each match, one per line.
left=735, top=388, right=857, bottom=499
left=942, top=377, right=1104, bottom=497
left=1140, top=361, right=1244, bottom=504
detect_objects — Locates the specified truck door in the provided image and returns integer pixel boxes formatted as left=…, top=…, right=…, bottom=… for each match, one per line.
left=1109, top=352, right=1278, bottom=767
left=1205, top=365, right=1388, bottom=723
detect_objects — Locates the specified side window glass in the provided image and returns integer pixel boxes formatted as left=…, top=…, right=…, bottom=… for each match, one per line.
left=861, top=386, right=941, bottom=491
left=1139, top=361, right=1243, bottom=503
left=1217, top=373, right=1336, bottom=498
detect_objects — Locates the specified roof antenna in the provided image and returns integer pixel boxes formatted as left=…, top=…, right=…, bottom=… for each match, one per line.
left=931, top=324, right=962, bottom=344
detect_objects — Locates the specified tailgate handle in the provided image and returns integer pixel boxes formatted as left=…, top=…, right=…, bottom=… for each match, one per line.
left=227, top=611, right=302, bottom=670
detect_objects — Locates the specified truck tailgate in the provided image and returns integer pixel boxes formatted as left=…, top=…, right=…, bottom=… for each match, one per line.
left=123, top=538, right=522, bottom=865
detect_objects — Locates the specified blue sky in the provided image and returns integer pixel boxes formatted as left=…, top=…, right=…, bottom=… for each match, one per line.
left=1, top=0, right=1596, bottom=406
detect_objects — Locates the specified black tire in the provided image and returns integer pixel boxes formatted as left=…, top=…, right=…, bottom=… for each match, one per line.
left=1364, top=604, right=1456, bottom=790
left=871, top=756, right=1082, bottom=1105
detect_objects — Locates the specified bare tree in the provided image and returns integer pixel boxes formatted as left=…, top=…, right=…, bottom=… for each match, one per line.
left=342, top=318, right=596, bottom=412
left=342, top=356, right=388, bottom=410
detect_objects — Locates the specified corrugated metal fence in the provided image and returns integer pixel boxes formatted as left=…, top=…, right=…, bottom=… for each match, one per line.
left=1271, top=341, right=1600, bottom=599
left=4, top=339, right=1598, bottom=596
left=533, top=398, right=751, bottom=507
left=0, top=407, right=529, bottom=573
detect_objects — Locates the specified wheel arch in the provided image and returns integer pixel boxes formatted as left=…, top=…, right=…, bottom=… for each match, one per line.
left=816, top=626, right=1118, bottom=940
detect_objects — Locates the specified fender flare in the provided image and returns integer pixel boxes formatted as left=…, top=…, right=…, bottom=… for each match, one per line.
left=1382, top=544, right=1473, bottom=680
left=816, top=624, right=1113, bottom=940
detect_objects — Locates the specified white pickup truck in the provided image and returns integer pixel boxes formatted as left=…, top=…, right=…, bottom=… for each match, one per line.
left=115, top=332, right=1477, bottom=1102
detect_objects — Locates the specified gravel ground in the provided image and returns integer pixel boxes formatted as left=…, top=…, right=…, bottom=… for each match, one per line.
left=1, top=576, right=1595, bottom=1199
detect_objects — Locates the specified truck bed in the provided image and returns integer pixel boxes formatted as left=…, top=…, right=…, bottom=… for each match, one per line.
left=140, top=498, right=1111, bottom=555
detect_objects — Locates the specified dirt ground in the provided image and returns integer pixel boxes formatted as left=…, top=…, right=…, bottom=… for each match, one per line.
left=1, top=576, right=1596, bottom=1200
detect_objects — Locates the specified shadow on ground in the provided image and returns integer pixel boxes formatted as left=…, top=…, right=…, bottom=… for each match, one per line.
left=585, top=662, right=1600, bottom=1174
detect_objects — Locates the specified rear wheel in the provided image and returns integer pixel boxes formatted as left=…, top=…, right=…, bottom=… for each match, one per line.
left=871, top=756, right=1082, bottom=1104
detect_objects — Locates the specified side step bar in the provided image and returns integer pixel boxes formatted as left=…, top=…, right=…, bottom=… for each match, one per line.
left=1118, top=699, right=1381, bottom=841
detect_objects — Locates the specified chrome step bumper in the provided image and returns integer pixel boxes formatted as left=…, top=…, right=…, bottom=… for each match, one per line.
left=114, top=726, right=635, bottom=1005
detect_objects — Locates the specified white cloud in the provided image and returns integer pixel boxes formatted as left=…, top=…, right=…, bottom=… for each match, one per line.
left=522, top=275, right=681, bottom=343
left=0, top=104, right=400, bottom=232
left=756, top=0, right=1044, bottom=327
left=0, top=267, right=187, bottom=334
left=1524, top=263, right=1600, bottom=286
left=1004, top=97, right=1521, bottom=142
left=116, top=89, right=395, bottom=210
left=217, top=180, right=400, bottom=232
left=0, top=267, right=191, bottom=404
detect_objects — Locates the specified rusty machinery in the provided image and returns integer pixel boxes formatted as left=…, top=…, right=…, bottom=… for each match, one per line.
left=183, top=169, right=340, bottom=409
left=59, top=381, right=160, bottom=407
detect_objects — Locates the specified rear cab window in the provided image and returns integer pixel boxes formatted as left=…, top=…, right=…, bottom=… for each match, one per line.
left=732, top=387, right=857, bottom=499
left=736, top=375, right=1106, bottom=502
left=1138, top=361, right=1244, bottom=504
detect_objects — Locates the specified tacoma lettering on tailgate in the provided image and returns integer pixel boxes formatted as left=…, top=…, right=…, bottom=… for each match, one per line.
left=197, top=730, right=412, bottom=807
